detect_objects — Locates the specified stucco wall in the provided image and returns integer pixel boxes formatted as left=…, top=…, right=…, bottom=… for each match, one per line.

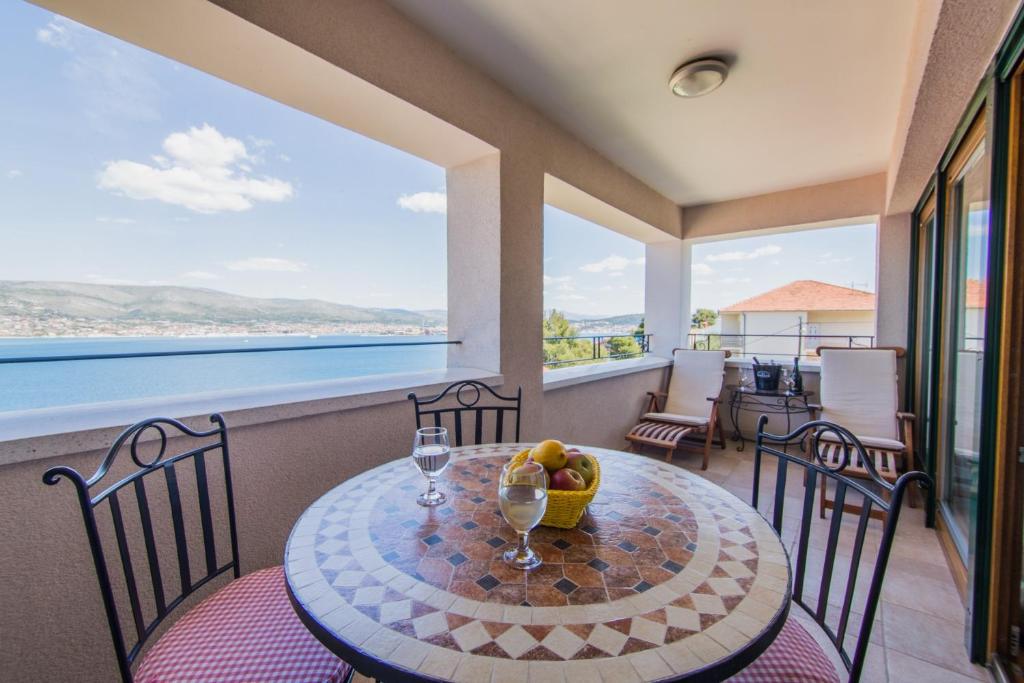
left=541, top=367, right=668, bottom=450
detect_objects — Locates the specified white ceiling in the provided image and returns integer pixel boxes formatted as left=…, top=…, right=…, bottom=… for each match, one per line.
left=386, top=0, right=921, bottom=206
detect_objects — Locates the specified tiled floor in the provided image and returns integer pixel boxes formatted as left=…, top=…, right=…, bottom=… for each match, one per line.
left=666, top=442, right=990, bottom=683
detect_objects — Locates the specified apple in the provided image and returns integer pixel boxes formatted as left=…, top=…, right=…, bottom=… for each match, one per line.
left=565, top=451, right=595, bottom=486
left=549, top=467, right=586, bottom=491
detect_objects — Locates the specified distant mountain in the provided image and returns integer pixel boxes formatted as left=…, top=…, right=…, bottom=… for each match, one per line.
left=0, top=281, right=446, bottom=326
left=553, top=310, right=644, bottom=326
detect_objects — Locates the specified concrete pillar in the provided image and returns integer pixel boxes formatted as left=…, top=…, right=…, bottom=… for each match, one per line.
left=645, top=240, right=687, bottom=358
left=876, top=213, right=912, bottom=347
left=446, top=153, right=502, bottom=373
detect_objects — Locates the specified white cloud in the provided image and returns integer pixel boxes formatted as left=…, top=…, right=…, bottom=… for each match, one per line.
left=225, top=257, right=307, bottom=272
left=691, top=263, right=715, bottom=276
left=6, top=169, right=23, bottom=179
left=180, top=270, right=220, bottom=280
left=37, top=15, right=164, bottom=129
left=95, top=216, right=136, bottom=224
left=719, top=276, right=752, bottom=284
left=608, top=272, right=624, bottom=278
left=98, top=124, right=294, bottom=213
left=580, top=255, right=645, bottom=273
left=36, top=18, right=73, bottom=49
left=705, top=245, right=782, bottom=262
left=543, top=275, right=572, bottom=285
left=397, top=191, right=447, bottom=214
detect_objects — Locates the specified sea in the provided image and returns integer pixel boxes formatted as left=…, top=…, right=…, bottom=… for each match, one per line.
left=0, top=335, right=448, bottom=412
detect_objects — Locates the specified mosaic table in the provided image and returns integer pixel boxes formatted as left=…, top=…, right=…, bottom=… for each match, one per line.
left=285, top=444, right=791, bottom=682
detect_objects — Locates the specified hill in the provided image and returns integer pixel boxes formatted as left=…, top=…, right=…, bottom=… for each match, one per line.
left=0, top=281, right=446, bottom=330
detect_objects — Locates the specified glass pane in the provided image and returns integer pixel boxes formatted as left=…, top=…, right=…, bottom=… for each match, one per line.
left=915, top=208, right=936, bottom=460
left=946, top=140, right=989, bottom=557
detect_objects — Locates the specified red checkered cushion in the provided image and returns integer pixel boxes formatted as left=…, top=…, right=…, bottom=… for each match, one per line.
left=730, top=618, right=840, bottom=682
left=135, top=566, right=350, bottom=683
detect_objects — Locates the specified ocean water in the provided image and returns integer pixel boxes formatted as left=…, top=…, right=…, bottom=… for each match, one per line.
left=0, top=336, right=448, bottom=412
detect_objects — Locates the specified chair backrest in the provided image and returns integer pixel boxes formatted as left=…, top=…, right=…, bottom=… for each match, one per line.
left=752, top=416, right=930, bottom=682
left=407, top=380, right=521, bottom=446
left=43, top=415, right=239, bottom=683
left=664, top=348, right=727, bottom=419
left=818, top=348, right=900, bottom=441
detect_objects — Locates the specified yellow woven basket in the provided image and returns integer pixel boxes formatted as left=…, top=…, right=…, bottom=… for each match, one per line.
left=507, top=449, right=601, bottom=529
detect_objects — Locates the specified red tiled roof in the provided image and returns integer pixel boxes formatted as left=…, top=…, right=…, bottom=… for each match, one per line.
left=965, top=278, right=986, bottom=308
left=720, top=280, right=875, bottom=313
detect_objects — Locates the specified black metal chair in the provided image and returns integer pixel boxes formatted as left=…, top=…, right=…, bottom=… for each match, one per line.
left=407, top=380, right=521, bottom=446
left=43, top=415, right=350, bottom=683
left=735, top=416, right=931, bottom=683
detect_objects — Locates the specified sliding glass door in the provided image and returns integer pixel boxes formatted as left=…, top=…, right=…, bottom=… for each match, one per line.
left=939, top=115, right=990, bottom=565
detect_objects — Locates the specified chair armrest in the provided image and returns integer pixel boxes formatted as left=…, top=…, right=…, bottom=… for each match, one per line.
left=896, top=412, right=916, bottom=422
left=806, top=403, right=822, bottom=410
left=706, top=396, right=722, bottom=403
left=645, top=391, right=666, bottom=413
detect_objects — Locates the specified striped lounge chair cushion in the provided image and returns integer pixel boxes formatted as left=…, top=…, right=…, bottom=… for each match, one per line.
left=628, top=419, right=697, bottom=446
left=817, top=440, right=900, bottom=482
left=135, top=566, right=350, bottom=683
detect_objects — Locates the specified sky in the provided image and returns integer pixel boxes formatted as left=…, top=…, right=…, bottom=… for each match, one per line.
left=1, top=3, right=879, bottom=320
left=543, top=206, right=645, bottom=317
left=0, top=3, right=447, bottom=311
left=690, top=223, right=878, bottom=312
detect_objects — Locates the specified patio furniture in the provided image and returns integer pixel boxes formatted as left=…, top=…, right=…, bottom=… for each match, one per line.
left=285, top=442, right=790, bottom=682
left=810, top=347, right=915, bottom=519
left=727, top=383, right=815, bottom=452
left=737, top=416, right=930, bottom=682
left=42, top=415, right=351, bottom=683
left=625, top=348, right=728, bottom=468
left=408, top=380, right=521, bottom=446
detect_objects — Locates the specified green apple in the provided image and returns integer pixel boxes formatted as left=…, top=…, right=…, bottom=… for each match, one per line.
left=565, top=450, right=595, bottom=486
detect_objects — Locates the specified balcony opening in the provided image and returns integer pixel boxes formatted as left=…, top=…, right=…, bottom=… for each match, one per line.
left=542, top=205, right=647, bottom=369
left=688, top=220, right=878, bottom=362
left=0, top=3, right=453, bottom=413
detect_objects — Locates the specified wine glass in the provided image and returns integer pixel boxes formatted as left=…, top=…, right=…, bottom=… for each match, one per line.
left=498, top=461, right=548, bottom=570
left=739, top=367, right=752, bottom=389
left=412, top=427, right=450, bottom=507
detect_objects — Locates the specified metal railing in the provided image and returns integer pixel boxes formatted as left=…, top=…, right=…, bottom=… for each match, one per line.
left=0, top=339, right=461, bottom=364
left=687, top=332, right=875, bottom=359
left=543, top=333, right=651, bottom=367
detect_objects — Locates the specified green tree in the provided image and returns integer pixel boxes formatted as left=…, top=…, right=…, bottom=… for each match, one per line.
left=542, top=310, right=593, bottom=365
left=606, top=334, right=642, bottom=358
left=691, top=308, right=718, bottom=329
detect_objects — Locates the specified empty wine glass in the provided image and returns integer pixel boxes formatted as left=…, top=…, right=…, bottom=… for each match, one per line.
left=739, top=367, right=752, bottom=389
left=498, top=460, right=548, bottom=570
left=412, top=427, right=450, bottom=507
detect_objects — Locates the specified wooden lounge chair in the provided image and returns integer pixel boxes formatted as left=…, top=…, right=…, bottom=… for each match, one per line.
left=625, top=348, right=729, bottom=469
left=810, top=346, right=916, bottom=519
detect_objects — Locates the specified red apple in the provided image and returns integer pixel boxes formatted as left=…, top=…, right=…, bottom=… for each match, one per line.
left=565, top=452, right=595, bottom=486
left=549, top=467, right=586, bottom=491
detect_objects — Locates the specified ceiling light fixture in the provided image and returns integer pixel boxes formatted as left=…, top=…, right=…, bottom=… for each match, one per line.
left=669, top=58, right=729, bottom=98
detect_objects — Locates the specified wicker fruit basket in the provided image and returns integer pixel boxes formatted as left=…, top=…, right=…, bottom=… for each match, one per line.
left=507, top=449, right=601, bottom=529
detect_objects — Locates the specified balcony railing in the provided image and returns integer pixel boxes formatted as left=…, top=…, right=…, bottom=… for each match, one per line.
left=687, top=332, right=875, bottom=360
left=543, top=334, right=652, bottom=367
left=0, top=339, right=461, bottom=364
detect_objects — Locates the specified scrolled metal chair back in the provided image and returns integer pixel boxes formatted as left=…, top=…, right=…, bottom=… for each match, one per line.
left=752, top=416, right=931, bottom=683
left=408, top=380, right=521, bottom=446
left=43, top=415, right=239, bottom=683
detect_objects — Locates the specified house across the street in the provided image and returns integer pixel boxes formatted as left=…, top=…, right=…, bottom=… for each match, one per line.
left=717, top=280, right=876, bottom=359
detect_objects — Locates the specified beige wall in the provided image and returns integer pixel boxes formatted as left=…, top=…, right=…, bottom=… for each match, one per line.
left=681, top=173, right=884, bottom=241
left=541, top=368, right=668, bottom=450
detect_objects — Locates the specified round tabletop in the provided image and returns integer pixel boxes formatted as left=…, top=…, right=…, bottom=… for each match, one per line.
left=285, top=444, right=791, bottom=682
